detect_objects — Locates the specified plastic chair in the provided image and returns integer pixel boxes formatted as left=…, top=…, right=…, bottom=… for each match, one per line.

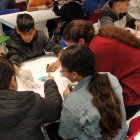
left=126, top=116, right=140, bottom=140
left=0, top=9, right=20, bottom=36
left=0, top=36, right=10, bottom=54
left=15, top=1, right=25, bottom=11
left=88, top=12, right=101, bottom=24
left=60, top=39, right=67, bottom=48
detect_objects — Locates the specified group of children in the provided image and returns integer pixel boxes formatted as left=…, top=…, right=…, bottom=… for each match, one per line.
left=0, top=0, right=140, bottom=140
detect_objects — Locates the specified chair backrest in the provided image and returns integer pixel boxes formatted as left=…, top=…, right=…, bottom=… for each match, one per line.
left=0, top=9, right=20, bottom=33
left=126, top=116, right=140, bottom=140
left=60, top=39, right=67, bottom=48
left=88, top=12, right=101, bottom=24
left=15, top=2, right=25, bottom=11
left=0, top=8, right=20, bottom=15
left=0, top=36, right=10, bottom=44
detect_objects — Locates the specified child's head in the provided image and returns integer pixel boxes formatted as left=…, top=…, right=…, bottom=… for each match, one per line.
left=63, top=20, right=95, bottom=46
left=60, top=44, right=95, bottom=83
left=111, top=0, right=130, bottom=13
left=0, top=56, right=17, bottom=91
left=16, top=13, right=36, bottom=43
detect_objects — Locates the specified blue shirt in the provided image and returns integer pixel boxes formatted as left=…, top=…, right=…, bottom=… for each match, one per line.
left=81, top=0, right=106, bottom=15
left=59, top=72, right=128, bottom=140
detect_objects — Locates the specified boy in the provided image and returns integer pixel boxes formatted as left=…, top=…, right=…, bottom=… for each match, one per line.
left=0, top=56, right=62, bottom=140
left=98, top=0, right=140, bottom=31
left=6, top=13, right=63, bottom=87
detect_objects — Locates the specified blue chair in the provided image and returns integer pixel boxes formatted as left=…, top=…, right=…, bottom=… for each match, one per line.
left=0, top=9, right=20, bottom=36
left=60, top=39, right=67, bottom=48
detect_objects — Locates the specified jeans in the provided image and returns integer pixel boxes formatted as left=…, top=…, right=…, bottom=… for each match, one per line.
left=0, top=0, right=15, bottom=11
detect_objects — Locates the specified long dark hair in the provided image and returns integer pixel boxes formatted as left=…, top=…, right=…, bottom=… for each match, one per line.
left=63, top=20, right=140, bottom=49
left=60, top=44, right=122, bottom=140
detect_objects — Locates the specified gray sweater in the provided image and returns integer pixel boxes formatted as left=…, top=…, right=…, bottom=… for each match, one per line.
left=6, top=29, right=63, bottom=67
left=98, top=0, right=137, bottom=29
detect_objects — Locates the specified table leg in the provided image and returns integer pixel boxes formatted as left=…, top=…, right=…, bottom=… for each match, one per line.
left=35, top=21, right=49, bottom=38
left=0, top=22, right=7, bottom=54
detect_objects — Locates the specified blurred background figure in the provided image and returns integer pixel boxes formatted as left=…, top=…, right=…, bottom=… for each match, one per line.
left=127, top=0, right=140, bottom=19
left=0, top=0, right=15, bottom=11
left=81, top=0, right=106, bottom=18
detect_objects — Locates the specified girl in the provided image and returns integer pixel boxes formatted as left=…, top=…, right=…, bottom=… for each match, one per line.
left=58, top=44, right=128, bottom=140
left=62, top=20, right=140, bottom=120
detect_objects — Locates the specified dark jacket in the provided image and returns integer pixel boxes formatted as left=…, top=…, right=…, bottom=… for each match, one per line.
left=53, top=1, right=83, bottom=33
left=6, top=29, right=63, bottom=67
left=99, top=0, right=137, bottom=29
left=0, top=80, right=62, bottom=140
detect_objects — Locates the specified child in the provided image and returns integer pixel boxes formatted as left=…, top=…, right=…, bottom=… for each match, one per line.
left=98, top=0, right=140, bottom=31
left=53, top=0, right=83, bottom=33
left=0, top=56, right=62, bottom=140
left=58, top=44, right=128, bottom=140
left=6, top=13, right=63, bottom=87
left=27, top=0, right=54, bottom=11
left=62, top=20, right=140, bottom=120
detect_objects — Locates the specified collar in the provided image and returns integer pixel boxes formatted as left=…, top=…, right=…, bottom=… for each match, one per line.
left=73, top=75, right=92, bottom=91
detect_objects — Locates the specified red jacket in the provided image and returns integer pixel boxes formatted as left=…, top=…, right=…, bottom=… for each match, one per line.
left=89, top=36, right=140, bottom=106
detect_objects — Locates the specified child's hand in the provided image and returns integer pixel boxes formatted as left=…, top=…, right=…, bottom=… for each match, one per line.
left=46, top=73, right=54, bottom=81
left=47, top=60, right=60, bottom=72
left=63, top=86, right=70, bottom=99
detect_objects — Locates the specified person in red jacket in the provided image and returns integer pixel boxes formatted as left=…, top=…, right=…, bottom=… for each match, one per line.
left=62, top=20, right=140, bottom=120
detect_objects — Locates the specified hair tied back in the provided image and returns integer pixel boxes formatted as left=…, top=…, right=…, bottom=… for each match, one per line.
left=94, top=26, right=99, bottom=35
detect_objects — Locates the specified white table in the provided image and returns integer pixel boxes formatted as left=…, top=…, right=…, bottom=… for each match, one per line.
left=16, top=53, right=70, bottom=98
left=0, top=8, right=60, bottom=53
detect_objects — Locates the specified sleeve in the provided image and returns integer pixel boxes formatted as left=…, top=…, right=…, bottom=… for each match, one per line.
left=6, top=46, right=23, bottom=67
left=28, top=0, right=34, bottom=5
left=59, top=106, right=80, bottom=139
left=81, top=0, right=89, bottom=15
left=135, top=0, right=140, bottom=8
left=53, top=2, right=65, bottom=16
left=43, top=34, right=63, bottom=56
left=100, top=16, right=114, bottom=27
left=37, top=80, right=63, bottom=123
left=126, top=12, right=137, bottom=29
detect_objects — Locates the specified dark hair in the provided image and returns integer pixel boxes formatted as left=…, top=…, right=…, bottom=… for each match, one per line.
left=16, top=13, right=34, bottom=32
left=63, top=20, right=95, bottom=46
left=63, top=20, right=140, bottom=49
left=60, top=44, right=122, bottom=140
left=0, top=56, right=16, bottom=89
